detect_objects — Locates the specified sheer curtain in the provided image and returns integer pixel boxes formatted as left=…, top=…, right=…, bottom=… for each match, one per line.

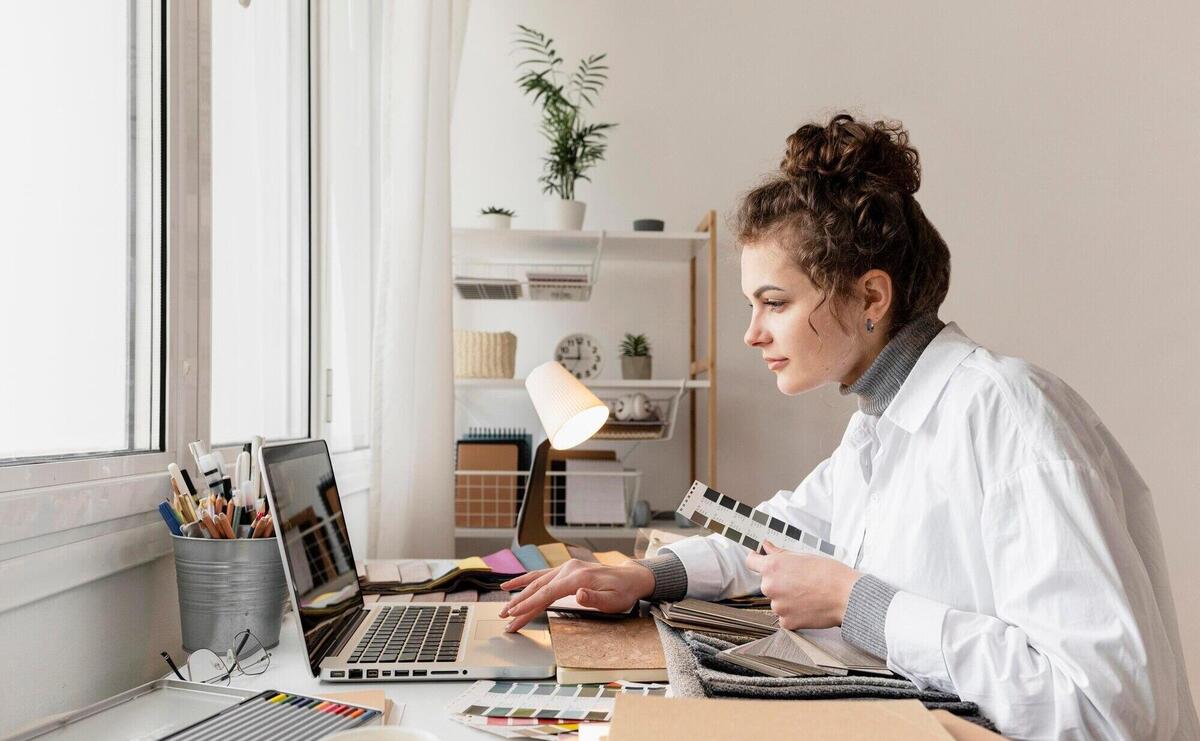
left=368, top=0, right=469, bottom=558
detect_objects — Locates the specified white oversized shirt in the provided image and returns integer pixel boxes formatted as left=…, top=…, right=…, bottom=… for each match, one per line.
left=664, top=322, right=1198, bottom=740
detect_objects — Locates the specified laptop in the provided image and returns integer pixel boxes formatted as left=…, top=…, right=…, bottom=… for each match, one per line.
left=259, top=440, right=555, bottom=682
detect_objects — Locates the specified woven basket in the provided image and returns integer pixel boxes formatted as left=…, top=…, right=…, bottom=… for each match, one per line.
left=454, top=330, right=517, bottom=378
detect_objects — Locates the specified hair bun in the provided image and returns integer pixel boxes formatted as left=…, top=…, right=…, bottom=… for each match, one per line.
left=780, top=114, right=920, bottom=196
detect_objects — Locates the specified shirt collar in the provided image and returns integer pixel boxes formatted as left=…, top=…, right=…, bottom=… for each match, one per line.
left=880, top=322, right=979, bottom=434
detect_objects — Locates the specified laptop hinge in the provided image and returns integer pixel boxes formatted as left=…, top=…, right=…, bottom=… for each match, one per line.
left=328, top=608, right=370, bottom=658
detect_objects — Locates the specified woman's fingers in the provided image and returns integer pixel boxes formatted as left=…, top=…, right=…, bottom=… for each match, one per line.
left=500, top=568, right=551, bottom=591
left=500, top=569, right=561, bottom=618
left=504, top=576, right=584, bottom=633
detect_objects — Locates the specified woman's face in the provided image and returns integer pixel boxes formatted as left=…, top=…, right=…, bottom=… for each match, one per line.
left=741, top=241, right=871, bottom=395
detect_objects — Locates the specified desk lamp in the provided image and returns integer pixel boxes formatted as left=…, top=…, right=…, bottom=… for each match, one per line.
left=513, top=360, right=610, bottom=547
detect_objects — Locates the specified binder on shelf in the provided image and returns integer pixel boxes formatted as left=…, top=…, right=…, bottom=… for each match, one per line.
left=455, top=428, right=532, bottom=528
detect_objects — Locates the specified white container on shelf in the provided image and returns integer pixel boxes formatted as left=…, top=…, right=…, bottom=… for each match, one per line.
left=478, top=212, right=512, bottom=229
left=544, top=198, right=586, bottom=230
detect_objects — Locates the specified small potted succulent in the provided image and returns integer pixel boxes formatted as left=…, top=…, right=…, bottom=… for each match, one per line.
left=619, top=333, right=652, bottom=380
left=479, top=206, right=516, bottom=230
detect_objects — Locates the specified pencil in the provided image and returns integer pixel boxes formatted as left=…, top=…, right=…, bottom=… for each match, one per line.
left=216, top=512, right=236, bottom=539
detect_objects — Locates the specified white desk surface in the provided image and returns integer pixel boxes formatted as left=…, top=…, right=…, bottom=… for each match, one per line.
left=208, top=612, right=501, bottom=740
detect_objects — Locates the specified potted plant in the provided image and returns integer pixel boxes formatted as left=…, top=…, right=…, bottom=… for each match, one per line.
left=513, top=25, right=616, bottom=231
left=479, top=206, right=516, bottom=230
left=619, top=333, right=652, bottom=380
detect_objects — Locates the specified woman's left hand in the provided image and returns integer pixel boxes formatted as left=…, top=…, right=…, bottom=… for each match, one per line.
left=745, top=541, right=862, bottom=630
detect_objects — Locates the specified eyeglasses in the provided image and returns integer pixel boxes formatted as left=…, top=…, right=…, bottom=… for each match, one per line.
left=161, top=629, right=271, bottom=685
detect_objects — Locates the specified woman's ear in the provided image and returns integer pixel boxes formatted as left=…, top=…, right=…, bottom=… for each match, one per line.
left=858, top=269, right=894, bottom=329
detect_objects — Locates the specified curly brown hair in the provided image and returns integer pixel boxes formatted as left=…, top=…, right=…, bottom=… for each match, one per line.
left=735, top=113, right=950, bottom=339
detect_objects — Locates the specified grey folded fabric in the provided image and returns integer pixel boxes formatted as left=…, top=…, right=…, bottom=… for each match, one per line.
left=653, top=617, right=996, bottom=731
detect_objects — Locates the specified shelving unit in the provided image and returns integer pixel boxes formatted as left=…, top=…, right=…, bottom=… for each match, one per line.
left=451, top=212, right=718, bottom=547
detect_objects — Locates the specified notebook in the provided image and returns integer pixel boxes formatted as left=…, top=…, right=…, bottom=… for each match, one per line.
left=548, top=614, right=667, bottom=684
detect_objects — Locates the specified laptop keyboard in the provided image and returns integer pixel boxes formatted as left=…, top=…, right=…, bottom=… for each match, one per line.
left=349, top=605, right=468, bottom=664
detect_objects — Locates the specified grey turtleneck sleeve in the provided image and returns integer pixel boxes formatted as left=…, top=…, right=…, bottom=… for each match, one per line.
left=636, top=550, right=689, bottom=602
left=639, top=316, right=946, bottom=661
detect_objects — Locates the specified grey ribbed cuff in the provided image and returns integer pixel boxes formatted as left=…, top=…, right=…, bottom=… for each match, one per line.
left=636, top=551, right=688, bottom=603
left=840, top=574, right=898, bottom=660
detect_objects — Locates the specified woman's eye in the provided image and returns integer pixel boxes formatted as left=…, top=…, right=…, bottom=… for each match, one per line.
left=762, top=300, right=785, bottom=311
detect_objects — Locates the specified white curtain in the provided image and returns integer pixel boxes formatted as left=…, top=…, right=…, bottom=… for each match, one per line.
left=368, top=0, right=469, bottom=558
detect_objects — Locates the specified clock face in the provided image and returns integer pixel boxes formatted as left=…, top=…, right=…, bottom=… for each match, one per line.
left=554, top=334, right=603, bottom=380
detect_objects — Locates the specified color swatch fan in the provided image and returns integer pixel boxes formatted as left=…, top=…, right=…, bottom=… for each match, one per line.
left=675, top=480, right=845, bottom=559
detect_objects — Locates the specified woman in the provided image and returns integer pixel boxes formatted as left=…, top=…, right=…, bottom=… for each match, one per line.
left=499, top=114, right=1198, bottom=739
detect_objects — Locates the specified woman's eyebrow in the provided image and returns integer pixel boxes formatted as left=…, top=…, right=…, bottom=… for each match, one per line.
left=753, top=285, right=784, bottom=298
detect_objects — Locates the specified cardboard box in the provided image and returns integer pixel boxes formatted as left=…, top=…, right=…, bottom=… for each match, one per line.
left=608, top=696, right=956, bottom=741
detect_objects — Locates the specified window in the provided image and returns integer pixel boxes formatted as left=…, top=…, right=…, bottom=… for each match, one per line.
left=0, top=0, right=163, bottom=463
left=209, top=0, right=311, bottom=445
left=319, top=0, right=374, bottom=453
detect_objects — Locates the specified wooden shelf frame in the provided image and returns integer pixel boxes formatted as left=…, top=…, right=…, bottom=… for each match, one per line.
left=691, top=210, right=717, bottom=487
left=451, top=211, right=719, bottom=538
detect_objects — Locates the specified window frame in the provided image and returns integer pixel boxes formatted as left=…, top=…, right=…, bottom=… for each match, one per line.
left=0, top=0, right=335, bottom=554
left=204, top=0, right=320, bottom=454
left=0, top=0, right=176, bottom=496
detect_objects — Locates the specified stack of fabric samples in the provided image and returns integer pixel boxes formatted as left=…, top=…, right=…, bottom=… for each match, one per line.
left=650, top=598, right=779, bottom=638
left=357, top=544, right=633, bottom=602
left=720, top=627, right=892, bottom=678
left=445, top=680, right=668, bottom=739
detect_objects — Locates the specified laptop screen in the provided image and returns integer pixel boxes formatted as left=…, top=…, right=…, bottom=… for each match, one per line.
left=260, top=440, right=363, bottom=676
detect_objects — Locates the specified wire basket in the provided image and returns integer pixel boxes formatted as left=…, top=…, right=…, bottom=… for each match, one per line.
left=454, top=261, right=596, bottom=302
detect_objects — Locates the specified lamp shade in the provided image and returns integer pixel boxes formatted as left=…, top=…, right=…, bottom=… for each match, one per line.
left=525, top=361, right=609, bottom=450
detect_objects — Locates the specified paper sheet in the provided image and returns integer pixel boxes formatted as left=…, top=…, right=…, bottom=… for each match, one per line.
left=564, top=459, right=626, bottom=525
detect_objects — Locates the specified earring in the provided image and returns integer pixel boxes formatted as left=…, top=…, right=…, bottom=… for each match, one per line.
left=865, top=318, right=875, bottom=334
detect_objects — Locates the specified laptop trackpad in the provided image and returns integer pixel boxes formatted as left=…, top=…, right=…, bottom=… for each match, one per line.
left=472, top=620, right=516, bottom=641
left=467, top=619, right=554, bottom=668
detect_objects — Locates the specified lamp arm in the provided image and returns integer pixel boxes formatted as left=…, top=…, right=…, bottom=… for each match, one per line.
left=513, top=438, right=557, bottom=548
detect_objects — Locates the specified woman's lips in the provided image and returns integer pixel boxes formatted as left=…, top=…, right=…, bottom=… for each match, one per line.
left=766, top=358, right=788, bottom=371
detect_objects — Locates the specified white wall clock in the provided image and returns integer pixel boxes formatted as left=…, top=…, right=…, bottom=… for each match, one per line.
left=554, top=333, right=603, bottom=380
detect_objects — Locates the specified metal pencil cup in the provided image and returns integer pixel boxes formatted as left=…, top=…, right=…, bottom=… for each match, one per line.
left=171, top=534, right=289, bottom=653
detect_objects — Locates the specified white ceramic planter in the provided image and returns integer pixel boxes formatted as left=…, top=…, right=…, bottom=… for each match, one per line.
left=478, top=213, right=512, bottom=230
left=545, top=198, right=586, bottom=231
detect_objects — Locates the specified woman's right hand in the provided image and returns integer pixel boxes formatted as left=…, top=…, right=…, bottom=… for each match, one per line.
left=498, top=559, right=656, bottom=633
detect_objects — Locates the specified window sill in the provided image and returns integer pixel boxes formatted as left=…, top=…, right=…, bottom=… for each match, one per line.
left=0, top=446, right=373, bottom=614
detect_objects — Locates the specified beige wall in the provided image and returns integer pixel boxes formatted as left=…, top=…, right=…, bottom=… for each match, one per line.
left=453, top=0, right=1200, bottom=706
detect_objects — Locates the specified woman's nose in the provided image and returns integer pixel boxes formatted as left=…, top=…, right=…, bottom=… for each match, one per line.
left=744, top=314, right=769, bottom=348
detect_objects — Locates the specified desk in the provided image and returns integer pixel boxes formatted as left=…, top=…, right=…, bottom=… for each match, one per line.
left=200, top=612, right=491, bottom=739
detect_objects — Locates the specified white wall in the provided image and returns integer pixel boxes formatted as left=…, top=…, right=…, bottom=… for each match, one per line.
left=452, top=0, right=1200, bottom=706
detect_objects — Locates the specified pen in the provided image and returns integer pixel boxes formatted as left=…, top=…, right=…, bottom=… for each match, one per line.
left=158, top=501, right=183, bottom=536
left=250, top=435, right=264, bottom=500
left=168, top=462, right=193, bottom=502
left=180, top=468, right=199, bottom=498
left=169, top=498, right=185, bottom=525
left=235, top=451, right=250, bottom=493
left=230, top=490, right=242, bottom=533
left=161, top=651, right=186, bottom=681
